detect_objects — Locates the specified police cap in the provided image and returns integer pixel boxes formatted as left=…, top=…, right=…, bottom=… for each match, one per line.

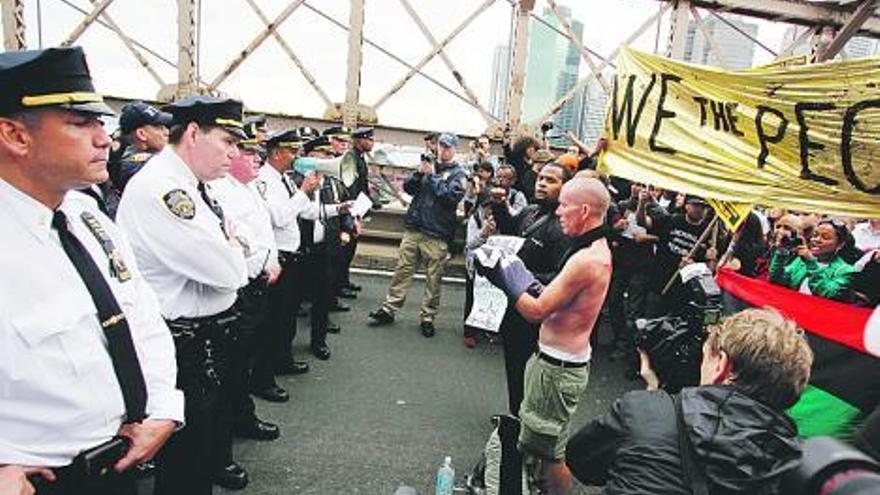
left=352, top=127, right=374, bottom=139
left=238, top=119, right=266, bottom=154
left=243, top=115, right=267, bottom=137
left=119, top=101, right=173, bottom=134
left=303, top=136, right=332, bottom=155
left=298, top=126, right=320, bottom=140
left=265, top=129, right=301, bottom=151
left=162, top=96, right=247, bottom=139
left=0, top=46, right=114, bottom=117
left=323, top=125, right=352, bottom=141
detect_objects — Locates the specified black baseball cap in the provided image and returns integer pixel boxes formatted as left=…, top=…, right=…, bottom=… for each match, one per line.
left=0, top=46, right=114, bottom=116
left=119, top=101, right=173, bottom=134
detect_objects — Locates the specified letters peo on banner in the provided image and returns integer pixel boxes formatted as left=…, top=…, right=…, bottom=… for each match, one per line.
left=598, top=47, right=880, bottom=218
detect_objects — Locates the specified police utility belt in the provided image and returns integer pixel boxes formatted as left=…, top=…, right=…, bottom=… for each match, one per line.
left=165, top=308, right=238, bottom=341
left=30, top=436, right=130, bottom=490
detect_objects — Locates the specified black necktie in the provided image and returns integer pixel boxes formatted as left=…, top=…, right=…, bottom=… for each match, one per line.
left=52, top=210, right=147, bottom=423
left=281, top=174, right=294, bottom=198
left=197, top=182, right=228, bottom=238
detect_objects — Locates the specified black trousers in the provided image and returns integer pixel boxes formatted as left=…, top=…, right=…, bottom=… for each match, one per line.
left=500, top=308, right=539, bottom=416
left=215, top=279, right=269, bottom=469
left=334, top=236, right=357, bottom=290
left=463, top=273, right=478, bottom=339
left=154, top=312, right=235, bottom=495
left=34, top=464, right=135, bottom=495
left=252, top=251, right=302, bottom=389
left=302, top=244, right=332, bottom=348
left=607, top=264, right=651, bottom=371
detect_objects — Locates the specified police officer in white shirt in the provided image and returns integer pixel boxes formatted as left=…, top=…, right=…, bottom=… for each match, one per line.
left=0, top=47, right=183, bottom=495
left=207, top=129, right=282, bottom=490
left=250, top=129, right=318, bottom=402
left=116, top=95, right=249, bottom=495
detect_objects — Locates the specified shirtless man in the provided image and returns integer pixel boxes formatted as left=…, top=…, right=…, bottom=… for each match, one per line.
left=478, top=178, right=612, bottom=495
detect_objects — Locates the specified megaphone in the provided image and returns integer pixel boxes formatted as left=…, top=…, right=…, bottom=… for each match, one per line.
left=302, top=154, right=358, bottom=188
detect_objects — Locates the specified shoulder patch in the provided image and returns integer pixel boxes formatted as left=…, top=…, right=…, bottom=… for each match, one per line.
left=128, top=152, right=152, bottom=163
left=163, top=189, right=196, bottom=219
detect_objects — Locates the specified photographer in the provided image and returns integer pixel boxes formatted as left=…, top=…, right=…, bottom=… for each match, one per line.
left=566, top=308, right=813, bottom=495
left=769, top=218, right=856, bottom=303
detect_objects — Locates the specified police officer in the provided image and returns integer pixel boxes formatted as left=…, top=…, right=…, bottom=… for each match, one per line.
left=112, top=101, right=172, bottom=193
left=243, top=114, right=268, bottom=144
left=116, top=95, right=249, bottom=495
left=323, top=125, right=351, bottom=157
left=303, top=135, right=353, bottom=314
left=334, top=127, right=374, bottom=297
left=251, top=129, right=316, bottom=402
left=0, top=46, right=182, bottom=495
left=208, top=129, right=282, bottom=490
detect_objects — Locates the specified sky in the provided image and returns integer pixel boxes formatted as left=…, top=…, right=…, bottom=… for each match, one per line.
left=5, top=0, right=792, bottom=134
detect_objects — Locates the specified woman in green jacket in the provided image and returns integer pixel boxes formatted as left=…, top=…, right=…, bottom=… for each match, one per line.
left=770, top=218, right=856, bottom=302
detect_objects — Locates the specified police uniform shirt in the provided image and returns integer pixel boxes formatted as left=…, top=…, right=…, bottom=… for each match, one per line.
left=0, top=180, right=184, bottom=467
left=254, top=164, right=313, bottom=253
left=209, top=175, right=280, bottom=279
left=116, top=146, right=248, bottom=320
left=306, top=181, right=343, bottom=245
left=116, top=144, right=156, bottom=192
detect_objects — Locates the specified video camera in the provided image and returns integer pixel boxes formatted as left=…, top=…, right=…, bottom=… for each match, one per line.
left=635, top=269, right=723, bottom=393
left=782, top=437, right=880, bottom=495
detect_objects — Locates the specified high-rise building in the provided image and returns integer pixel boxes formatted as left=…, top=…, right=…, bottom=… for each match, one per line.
left=552, top=10, right=585, bottom=145
left=486, top=3, right=587, bottom=143
left=683, top=15, right=758, bottom=69
left=579, top=78, right=608, bottom=147
left=779, top=27, right=879, bottom=61
left=488, top=45, right=510, bottom=121
left=845, top=36, right=879, bottom=58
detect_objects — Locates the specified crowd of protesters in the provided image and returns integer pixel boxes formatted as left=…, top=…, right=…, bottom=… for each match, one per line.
left=3, top=44, right=879, bottom=495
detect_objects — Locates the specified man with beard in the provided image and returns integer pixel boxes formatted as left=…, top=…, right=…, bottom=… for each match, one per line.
left=489, top=161, right=573, bottom=415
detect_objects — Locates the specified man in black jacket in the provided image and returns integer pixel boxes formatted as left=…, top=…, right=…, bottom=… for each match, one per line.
left=566, top=308, right=813, bottom=495
left=490, top=161, right=572, bottom=415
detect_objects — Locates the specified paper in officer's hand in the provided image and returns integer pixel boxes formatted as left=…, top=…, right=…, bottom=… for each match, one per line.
left=350, top=192, right=373, bottom=218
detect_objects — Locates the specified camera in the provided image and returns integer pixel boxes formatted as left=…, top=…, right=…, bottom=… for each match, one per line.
left=540, top=121, right=554, bottom=133
left=420, top=152, right=436, bottom=165
left=635, top=271, right=722, bottom=393
left=779, top=233, right=805, bottom=253
left=782, top=437, right=880, bottom=495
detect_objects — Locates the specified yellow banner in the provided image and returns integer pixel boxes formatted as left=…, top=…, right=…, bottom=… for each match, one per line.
left=598, top=47, right=880, bottom=218
left=705, top=198, right=752, bottom=232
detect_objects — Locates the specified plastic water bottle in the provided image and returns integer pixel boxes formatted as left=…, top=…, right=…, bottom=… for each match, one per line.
left=435, top=456, right=455, bottom=495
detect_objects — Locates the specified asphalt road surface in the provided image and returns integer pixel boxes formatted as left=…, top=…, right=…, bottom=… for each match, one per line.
left=209, top=272, right=639, bottom=495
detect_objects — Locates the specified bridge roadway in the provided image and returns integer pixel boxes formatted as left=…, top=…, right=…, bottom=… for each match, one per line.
left=164, top=272, right=636, bottom=494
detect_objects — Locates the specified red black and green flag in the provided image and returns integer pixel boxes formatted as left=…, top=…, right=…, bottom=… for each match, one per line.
left=717, top=268, right=880, bottom=440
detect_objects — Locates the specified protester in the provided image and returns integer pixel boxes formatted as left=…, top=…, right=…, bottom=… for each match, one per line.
left=566, top=308, right=813, bottom=495
left=368, top=132, right=467, bottom=337
left=853, top=218, right=880, bottom=252
left=720, top=211, right=767, bottom=278
left=462, top=192, right=497, bottom=348
left=0, top=46, right=182, bottom=495
left=489, top=162, right=573, bottom=415
left=522, top=148, right=555, bottom=204
left=116, top=95, right=249, bottom=495
left=769, top=218, right=856, bottom=302
left=606, top=182, right=657, bottom=376
left=478, top=178, right=612, bottom=495
left=504, top=135, right=540, bottom=194
left=494, top=163, right=528, bottom=215
left=637, top=192, right=714, bottom=316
